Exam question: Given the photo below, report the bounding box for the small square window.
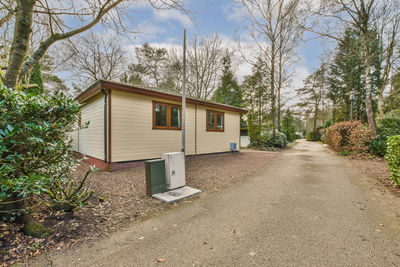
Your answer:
[206,110,224,132]
[153,102,182,130]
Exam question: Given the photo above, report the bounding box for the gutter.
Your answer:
[77,80,247,114]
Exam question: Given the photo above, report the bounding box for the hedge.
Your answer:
[325,121,371,153]
[385,135,400,186]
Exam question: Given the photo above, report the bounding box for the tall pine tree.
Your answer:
[327,27,382,123]
[281,109,297,142]
[212,53,243,108]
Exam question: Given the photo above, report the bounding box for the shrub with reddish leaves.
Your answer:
[325,121,371,153]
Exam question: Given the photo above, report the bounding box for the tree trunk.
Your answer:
[270,41,276,131]
[277,86,281,131]
[378,92,385,117]
[277,54,282,132]
[4,0,36,89]
[313,103,319,132]
[363,49,378,137]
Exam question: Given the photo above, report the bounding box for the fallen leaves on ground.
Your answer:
[1,151,277,266]
[351,157,400,197]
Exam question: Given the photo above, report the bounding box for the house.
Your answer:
[72,80,247,171]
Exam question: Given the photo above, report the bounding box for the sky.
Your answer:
[68,0,335,105]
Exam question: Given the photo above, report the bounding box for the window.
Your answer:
[206,110,224,132]
[153,102,181,130]
[170,106,181,128]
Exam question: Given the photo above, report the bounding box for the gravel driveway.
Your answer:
[1,151,277,266]
[32,140,400,266]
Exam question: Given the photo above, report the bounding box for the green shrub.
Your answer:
[306,131,321,141]
[377,109,400,137]
[369,136,387,156]
[263,131,288,148]
[324,120,333,128]
[385,135,400,186]
[249,131,288,150]
[0,84,92,220]
[325,121,371,153]
[306,132,313,141]
[248,123,263,147]
[371,109,400,156]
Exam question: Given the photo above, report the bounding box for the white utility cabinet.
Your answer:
[161,152,186,190]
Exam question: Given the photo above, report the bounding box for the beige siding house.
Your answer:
[73,80,246,171]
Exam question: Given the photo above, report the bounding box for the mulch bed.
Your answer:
[349,155,400,196]
[1,151,277,266]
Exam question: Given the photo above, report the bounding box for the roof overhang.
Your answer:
[76,80,248,114]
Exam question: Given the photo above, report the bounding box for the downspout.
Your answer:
[101,89,108,163]
[195,104,197,155]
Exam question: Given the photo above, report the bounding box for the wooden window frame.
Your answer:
[152,101,182,130]
[206,110,224,132]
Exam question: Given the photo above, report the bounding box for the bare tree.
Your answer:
[303,0,400,136]
[2,0,185,89]
[65,32,126,90]
[170,34,226,99]
[240,0,303,131]
[296,66,327,134]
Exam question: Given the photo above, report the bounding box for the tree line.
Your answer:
[2,0,400,142]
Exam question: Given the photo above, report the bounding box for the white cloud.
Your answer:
[224,2,247,22]
[153,9,193,28]
[126,21,167,43]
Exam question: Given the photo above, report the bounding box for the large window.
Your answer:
[153,102,181,130]
[206,110,224,132]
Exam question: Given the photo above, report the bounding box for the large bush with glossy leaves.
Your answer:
[0,85,90,219]
[370,109,400,156]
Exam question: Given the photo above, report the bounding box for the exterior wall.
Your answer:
[111,90,196,162]
[196,105,240,154]
[76,90,242,164]
[75,93,105,160]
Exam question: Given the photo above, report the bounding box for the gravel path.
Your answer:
[32,140,400,266]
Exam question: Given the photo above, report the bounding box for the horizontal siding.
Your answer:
[78,94,104,160]
[71,130,79,152]
[111,90,196,162]
[196,106,240,154]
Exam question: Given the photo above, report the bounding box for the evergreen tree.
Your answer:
[242,59,270,145]
[281,109,297,142]
[122,43,181,93]
[212,53,243,108]
[327,27,382,123]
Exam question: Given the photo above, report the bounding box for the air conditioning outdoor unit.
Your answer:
[161,152,186,190]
